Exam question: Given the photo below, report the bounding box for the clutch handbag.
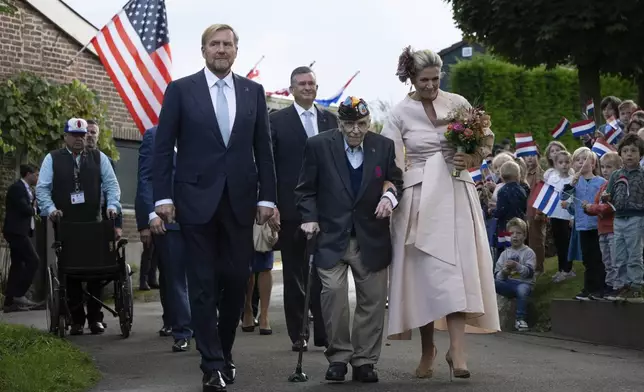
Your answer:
[253,222,278,252]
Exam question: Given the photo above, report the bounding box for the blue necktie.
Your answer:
[303,111,315,138]
[215,79,230,146]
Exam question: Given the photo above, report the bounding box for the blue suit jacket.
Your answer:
[152,70,277,226]
[135,126,179,231]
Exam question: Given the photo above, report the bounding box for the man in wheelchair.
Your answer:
[35,118,122,335]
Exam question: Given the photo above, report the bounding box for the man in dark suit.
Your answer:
[152,24,276,392]
[136,126,192,352]
[2,164,40,312]
[295,97,402,383]
[268,66,336,351]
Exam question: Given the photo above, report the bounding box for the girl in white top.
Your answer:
[544,150,576,280]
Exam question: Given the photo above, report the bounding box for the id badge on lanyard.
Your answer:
[71,153,85,205]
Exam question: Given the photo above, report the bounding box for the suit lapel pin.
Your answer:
[375,166,382,178]
[244,87,249,92]
[371,148,376,153]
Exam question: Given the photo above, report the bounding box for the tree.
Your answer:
[446,0,643,121]
[0,0,17,14]
[369,99,393,134]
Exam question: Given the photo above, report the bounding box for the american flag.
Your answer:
[90,0,172,134]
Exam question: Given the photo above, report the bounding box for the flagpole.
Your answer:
[309,61,316,68]
[66,40,94,67]
[246,55,265,77]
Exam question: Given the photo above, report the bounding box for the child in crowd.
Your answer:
[619,100,638,124]
[495,161,528,251]
[544,141,566,174]
[603,134,644,302]
[561,147,607,300]
[494,217,536,332]
[524,151,546,274]
[584,152,622,297]
[489,152,515,208]
[544,150,575,282]
[638,128,644,168]
[514,157,531,196]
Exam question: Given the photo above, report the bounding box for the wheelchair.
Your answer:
[45,219,134,338]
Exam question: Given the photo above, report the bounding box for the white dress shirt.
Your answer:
[21,178,35,229]
[294,102,319,136]
[154,69,275,212]
[343,140,398,209]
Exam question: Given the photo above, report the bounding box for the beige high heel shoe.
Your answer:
[415,345,438,378]
[445,351,471,381]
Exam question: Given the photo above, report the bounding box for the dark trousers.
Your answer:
[139,239,159,287]
[3,233,39,305]
[280,220,326,344]
[67,278,103,325]
[579,229,606,293]
[550,218,572,273]
[154,230,192,340]
[183,191,252,374]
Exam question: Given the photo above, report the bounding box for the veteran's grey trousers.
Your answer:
[317,238,388,366]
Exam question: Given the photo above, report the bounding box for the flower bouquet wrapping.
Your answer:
[444,106,491,177]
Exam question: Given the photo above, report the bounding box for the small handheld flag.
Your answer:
[603,119,623,144]
[586,100,595,118]
[514,133,538,157]
[592,138,615,158]
[468,167,482,182]
[497,232,511,248]
[551,118,570,139]
[530,181,560,216]
[571,119,596,138]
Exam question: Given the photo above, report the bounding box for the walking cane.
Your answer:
[287,232,318,382]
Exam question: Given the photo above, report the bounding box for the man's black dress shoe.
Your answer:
[292,340,308,352]
[221,360,236,384]
[159,326,172,337]
[172,338,190,352]
[202,370,226,392]
[352,364,379,383]
[325,362,348,382]
[89,322,105,335]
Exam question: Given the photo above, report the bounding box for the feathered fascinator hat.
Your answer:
[396,45,415,83]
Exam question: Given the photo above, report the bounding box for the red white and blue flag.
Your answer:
[604,119,623,144]
[586,100,595,117]
[514,133,538,157]
[497,232,511,248]
[468,167,482,182]
[571,119,596,137]
[530,181,560,216]
[90,0,172,134]
[592,138,615,158]
[551,117,570,139]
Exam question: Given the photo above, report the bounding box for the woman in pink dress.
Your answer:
[381,47,500,381]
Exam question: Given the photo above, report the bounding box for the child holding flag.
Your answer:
[495,161,528,252]
[583,152,622,297]
[561,147,607,300]
[494,218,536,332]
[603,134,644,302]
[544,150,575,282]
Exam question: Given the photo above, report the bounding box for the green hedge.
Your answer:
[449,55,637,152]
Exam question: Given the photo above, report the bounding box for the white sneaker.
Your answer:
[515,320,529,332]
[565,271,577,280]
[552,271,565,282]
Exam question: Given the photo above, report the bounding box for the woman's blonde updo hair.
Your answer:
[396,46,444,83]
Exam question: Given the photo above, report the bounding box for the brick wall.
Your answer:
[0,0,142,242]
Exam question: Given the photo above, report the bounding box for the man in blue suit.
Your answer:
[136,126,192,352]
[153,24,276,392]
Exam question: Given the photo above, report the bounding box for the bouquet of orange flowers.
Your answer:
[444,105,491,177]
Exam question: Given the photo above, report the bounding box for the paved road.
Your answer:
[3,270,644,392]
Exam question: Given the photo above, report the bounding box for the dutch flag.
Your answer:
[531,182,560,216]
[498,232,512,248]
[604,119,623,144]
[468,167,482,182]
[514,133,538,157]
[551,117,570,139]
[592,138,615,158]
[571,119,596,138]
[586,100,595,117]
[481,159,489,171]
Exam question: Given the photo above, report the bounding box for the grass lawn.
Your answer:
[0,323,101,392]
[531,256,585,331]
